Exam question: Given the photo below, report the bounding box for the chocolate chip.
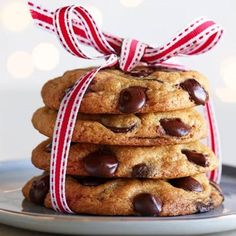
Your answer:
[182,149,209,167]
[128,67,156,77]
[104,123,136,133]
[144,78,164,83]
[132,163,149,178]
[118,86,147,113]
[75,176,108,186]
[29,174,49,205]
[83,150,119,177]
[196,202,214,213]
[180,79,209,105]
[84,80,97,93]
[128,66,183,78]
[133,193,162,216]
[160,118,191,137]
[210,181,224,198]
[65,85,73,94]
[170,177,203,192]
[44,143,52,153]
[85,87,95,94]
[155,66,184,72]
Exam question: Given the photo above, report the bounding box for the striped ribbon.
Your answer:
[28,2,223,213]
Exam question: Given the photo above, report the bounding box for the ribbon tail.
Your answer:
[205,100,222,184]
[50,54,118,213]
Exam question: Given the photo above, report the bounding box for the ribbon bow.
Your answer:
[29,2,223,71]
[28,2,223,213]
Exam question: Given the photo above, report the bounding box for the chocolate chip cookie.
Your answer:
[22,173,223,216]
[41,67,209,114]
[32,139,218,179]
[32,107,207,146]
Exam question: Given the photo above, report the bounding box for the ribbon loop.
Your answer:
[54,6,90,59]
[73,6,115,55]
[53,5,116,61]
[142,18,223,64]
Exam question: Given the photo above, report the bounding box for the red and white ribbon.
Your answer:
[205,101,222,183]
[28,1,223,213]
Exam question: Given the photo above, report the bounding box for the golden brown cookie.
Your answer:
[32,139,218,179]
[41,67,209,114]
[22,173,224,216]
[32,107,207,146]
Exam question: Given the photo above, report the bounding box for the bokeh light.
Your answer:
[32,43,60,71]
[7,51,34,79]
[120,0,144,8]
[84,5,103,27]
[0,2,31,32]
[220,56,236,89]
[215,88,236,103]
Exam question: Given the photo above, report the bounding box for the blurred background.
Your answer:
[0,0,235,167]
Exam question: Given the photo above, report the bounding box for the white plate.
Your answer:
[0,160,236,235]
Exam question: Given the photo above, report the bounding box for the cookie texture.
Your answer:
[32,107,207,146]
[41,67,209,114]
[22,173,223,216]
[32,139,218,179]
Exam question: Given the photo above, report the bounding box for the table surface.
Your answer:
[1,223,236,236]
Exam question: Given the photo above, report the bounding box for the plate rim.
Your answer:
[0,207,236,222]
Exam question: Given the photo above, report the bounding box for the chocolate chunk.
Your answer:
[129,67,156,77]
[210,181,224,198]
[85,81,96,93]
[133,193,162,216]
[160,118,191,137]
[196,202,214,213]
[104,123,136,133]
[155,66,184,72]
[65,85,73,94]
[170,177,203,192]
[118,86,147,113]
[75,176,108,186]
[127,66,183,77]
[180,79,209,105]
[144,78,164,83]
[83,150,118,177]
[85,87,95,94]
[132,163,149,178]
[29,174,50,205]
[181,149,209,167]
[44,143,52,153]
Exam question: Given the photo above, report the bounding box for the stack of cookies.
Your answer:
[22,66,224,216]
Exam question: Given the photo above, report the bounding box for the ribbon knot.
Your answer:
[119,38,147,71]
